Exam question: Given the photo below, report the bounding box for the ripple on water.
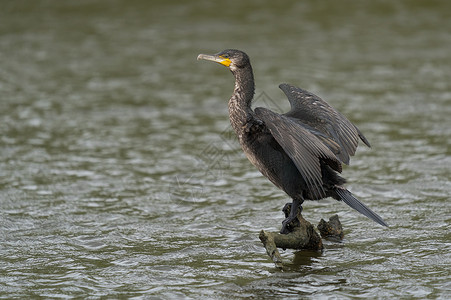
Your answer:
[1,1,450,299]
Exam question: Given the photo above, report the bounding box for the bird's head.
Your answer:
[197,49,250,71]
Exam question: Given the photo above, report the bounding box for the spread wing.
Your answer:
[254,107,341,199]
[279,83,370,165]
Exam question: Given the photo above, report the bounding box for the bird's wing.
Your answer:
[254,107,341,198]
[279,83,370,165]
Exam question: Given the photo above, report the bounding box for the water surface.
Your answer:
[0,0,450,298]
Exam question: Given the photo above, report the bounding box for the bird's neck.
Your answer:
[228,65,255,135]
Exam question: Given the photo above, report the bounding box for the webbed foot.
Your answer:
[280,215,300,234]
[280,202,303,234]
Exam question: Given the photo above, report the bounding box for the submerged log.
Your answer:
[317,214,344,242]
[259,207,324,268]
[259,207,344,268]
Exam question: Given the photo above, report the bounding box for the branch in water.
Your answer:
[318,214,344,242]
[259,213,324,269]
[259,212,344,268]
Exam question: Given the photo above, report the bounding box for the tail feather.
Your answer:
[335,188,388,227]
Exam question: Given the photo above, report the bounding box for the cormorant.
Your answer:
[197,49,387,233]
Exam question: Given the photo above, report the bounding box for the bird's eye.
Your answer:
[221,54,229,58]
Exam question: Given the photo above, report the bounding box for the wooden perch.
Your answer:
[259,207,324,268]
[259,207,344,268]
[317,214,344,241]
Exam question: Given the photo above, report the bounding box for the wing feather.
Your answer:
[255,107,341,198]
[279,83,370,165]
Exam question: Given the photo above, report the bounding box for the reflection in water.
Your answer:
[290,250,323,270]
[0,0,450,298]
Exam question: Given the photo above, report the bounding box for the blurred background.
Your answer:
[0,0,450,298]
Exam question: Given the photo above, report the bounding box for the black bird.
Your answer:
[197,49,387,233]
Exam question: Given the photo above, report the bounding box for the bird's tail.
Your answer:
[335,187,388,227]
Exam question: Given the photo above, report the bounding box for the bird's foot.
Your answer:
[280,215,300,234]
[280,202,303,234]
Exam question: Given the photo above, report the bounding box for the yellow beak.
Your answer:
[197,54,231,67]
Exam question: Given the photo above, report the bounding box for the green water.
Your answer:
[1,0,450,298]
